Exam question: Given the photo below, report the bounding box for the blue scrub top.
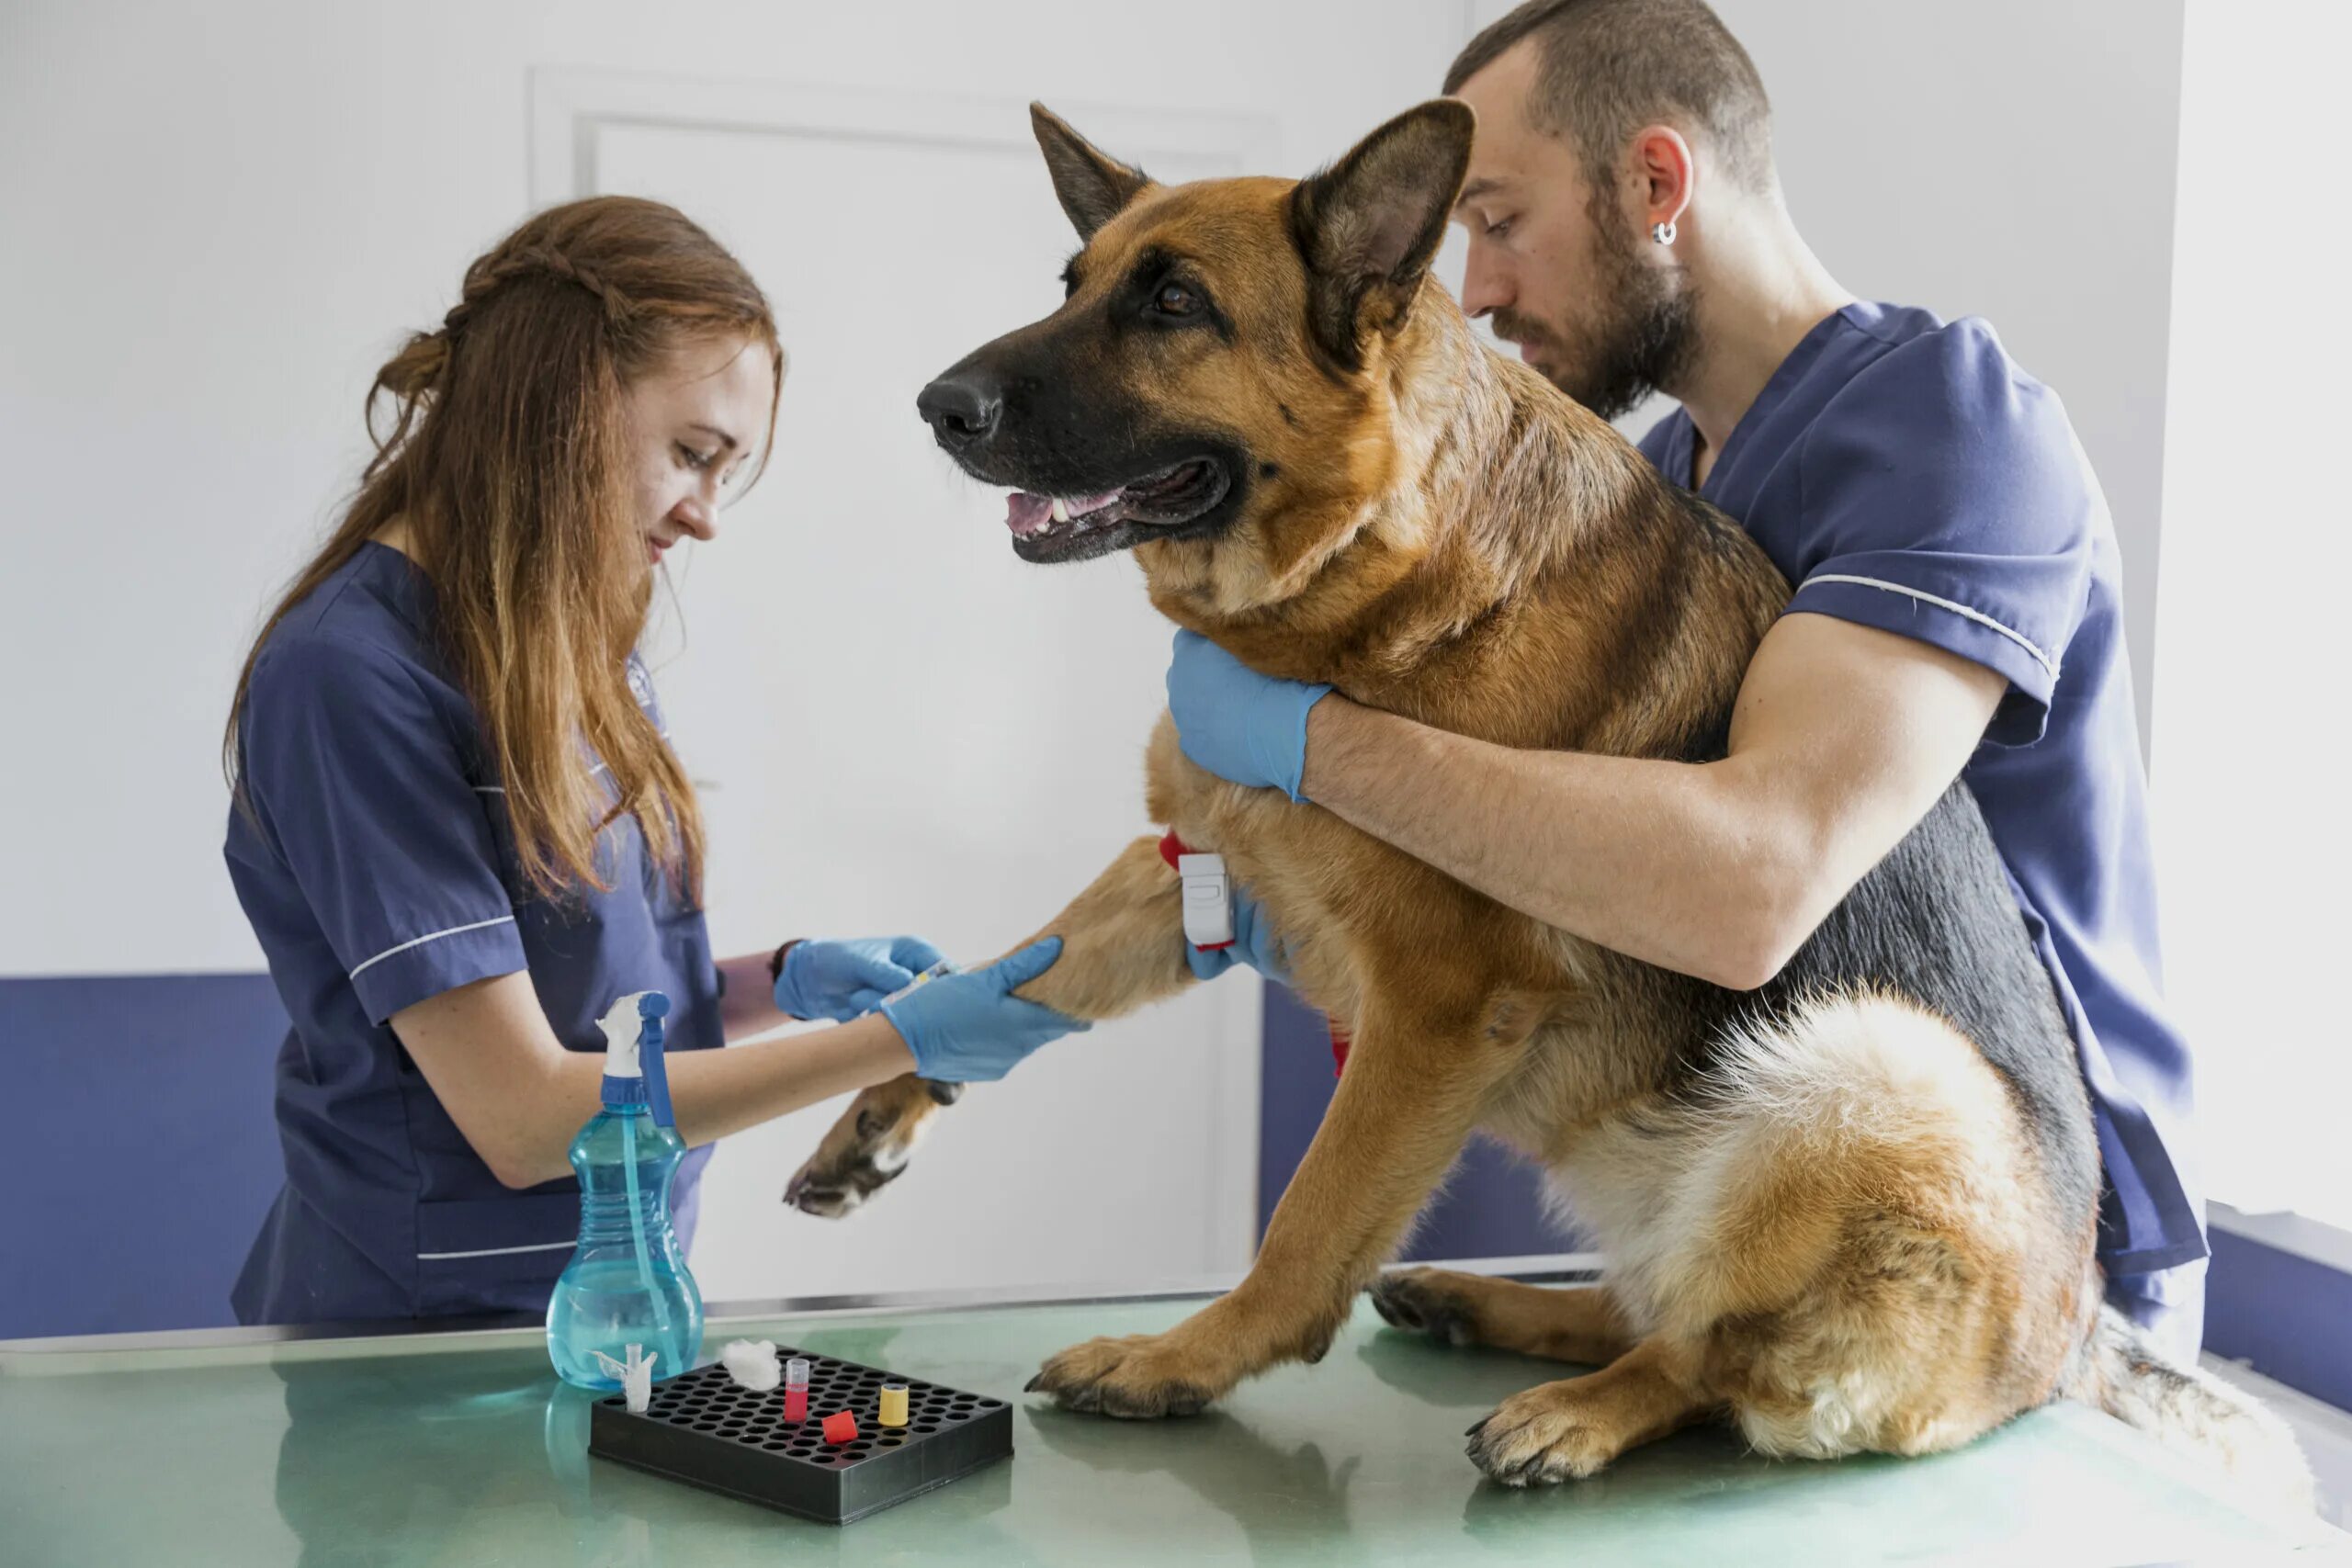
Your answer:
[1639,301,2203,1276]
[223,541,719,1323]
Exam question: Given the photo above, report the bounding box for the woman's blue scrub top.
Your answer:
[1639,302,2203,1277]
[223,542,719,1324]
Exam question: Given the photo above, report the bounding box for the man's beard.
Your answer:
[1496,216,1697,423]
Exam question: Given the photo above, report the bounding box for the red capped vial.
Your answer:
[784,1357,810,1423]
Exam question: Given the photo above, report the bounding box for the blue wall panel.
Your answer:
[2206,1224,2352,1412]
[4,974,286,1337]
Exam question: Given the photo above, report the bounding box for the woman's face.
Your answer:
[623,334,777,569]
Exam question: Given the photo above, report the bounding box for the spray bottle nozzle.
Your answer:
[595,989,677,1128]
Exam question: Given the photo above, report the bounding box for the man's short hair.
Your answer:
[1443,0,1775,194]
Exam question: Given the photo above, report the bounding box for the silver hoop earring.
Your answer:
[1652,220,1678,246]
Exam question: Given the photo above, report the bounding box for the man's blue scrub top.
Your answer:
[1639,301,2202,1276]
[224,542,720,1323]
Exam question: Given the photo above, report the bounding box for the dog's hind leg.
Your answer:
[786,832,1194,1218]
[1465,1337,1716,1485]
[1369,1268,1634,1366]
[1028,974,1543,1416]
[1537,991,2094,1475]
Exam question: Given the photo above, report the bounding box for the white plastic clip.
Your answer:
[1178,852,1234,950]
[593,1344,660,1413]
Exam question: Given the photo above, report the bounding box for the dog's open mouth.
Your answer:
[1001,458,1229,549]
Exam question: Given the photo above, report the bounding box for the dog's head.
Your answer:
[917,102,1475,583]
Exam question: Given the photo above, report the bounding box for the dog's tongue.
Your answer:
[1005,493,1055,536]
[1004,489,1125,536]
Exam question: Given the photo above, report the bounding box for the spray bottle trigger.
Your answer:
[637,993,675,1129]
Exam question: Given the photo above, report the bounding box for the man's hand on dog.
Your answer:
[1166,629,1330,802]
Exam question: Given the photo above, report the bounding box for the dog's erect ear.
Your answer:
[1031,104,1151,241]
[1291,100,1476,368]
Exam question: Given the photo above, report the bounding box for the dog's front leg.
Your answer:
[786,833,1193,1216]
[1028,976,1538,1416]
[1002,831,1194,1021]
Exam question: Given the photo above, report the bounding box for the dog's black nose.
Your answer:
[917,370,1003,446]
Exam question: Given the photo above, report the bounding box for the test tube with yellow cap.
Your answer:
[879,1382,910,1428]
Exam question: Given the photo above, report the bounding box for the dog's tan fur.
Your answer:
[787,104,2309,1500]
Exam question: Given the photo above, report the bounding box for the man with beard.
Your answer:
[1164,0,2207,1358]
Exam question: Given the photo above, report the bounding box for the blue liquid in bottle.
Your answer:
[548,991,703,1389]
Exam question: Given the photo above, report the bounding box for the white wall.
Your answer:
[2151,0,2352,1229]
[0,0,1483,1303]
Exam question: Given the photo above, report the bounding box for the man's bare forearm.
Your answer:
[1299,696,1810,987]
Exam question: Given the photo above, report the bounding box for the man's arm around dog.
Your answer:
[1170,610,2003,991]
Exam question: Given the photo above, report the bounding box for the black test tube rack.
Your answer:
[588,1349,1014,1525]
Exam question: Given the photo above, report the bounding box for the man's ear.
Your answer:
[1290,99,1476,368]
[1031,103,1152,241]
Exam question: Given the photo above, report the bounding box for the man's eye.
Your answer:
[1155,282,1199,317]
[1487,216,1516,241]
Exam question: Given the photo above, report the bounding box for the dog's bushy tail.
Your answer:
[2064,1304,2314,1515]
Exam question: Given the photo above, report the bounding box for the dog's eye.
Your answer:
[1154,282,1200,317]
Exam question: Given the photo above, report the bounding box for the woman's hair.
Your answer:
[227,196,782,904]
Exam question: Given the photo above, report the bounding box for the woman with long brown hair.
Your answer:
[222,197,1080,1325]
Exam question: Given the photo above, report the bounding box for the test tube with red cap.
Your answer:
[784,1357,810,1423]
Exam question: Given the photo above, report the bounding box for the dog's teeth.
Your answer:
[1050,498,1070,524]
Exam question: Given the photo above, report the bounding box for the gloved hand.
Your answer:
[1166,628,1332,802]
[774,935,949,1022]
[1185,887,1294,987]
[879,938,1090,1083]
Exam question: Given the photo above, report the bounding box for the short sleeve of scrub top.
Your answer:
[240,634,527,1023]
[1781,320,2097,747]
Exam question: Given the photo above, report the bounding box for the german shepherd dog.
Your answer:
[787,101,2308,1499]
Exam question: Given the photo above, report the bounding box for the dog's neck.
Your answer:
[1146,293,1658,701]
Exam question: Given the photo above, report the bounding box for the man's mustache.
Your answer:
[1488,309,1552,350]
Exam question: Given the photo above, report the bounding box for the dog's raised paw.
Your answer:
[781,1076,945,1219]
[781,1145,906,1218]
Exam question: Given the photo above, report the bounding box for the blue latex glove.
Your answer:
[1166,629,1332,802]
[879,938,1091,1083]
[774,935,949,1022]
[1185,887,1294,987]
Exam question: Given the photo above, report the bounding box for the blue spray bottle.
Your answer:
[547,990,705,1391]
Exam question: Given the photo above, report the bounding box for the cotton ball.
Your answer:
[722,1338,782,1392]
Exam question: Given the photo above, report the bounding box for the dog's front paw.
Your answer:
[1464,1383,1625,1486]
[783,1076,959,1218]
[1024,1333,1227,1420]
